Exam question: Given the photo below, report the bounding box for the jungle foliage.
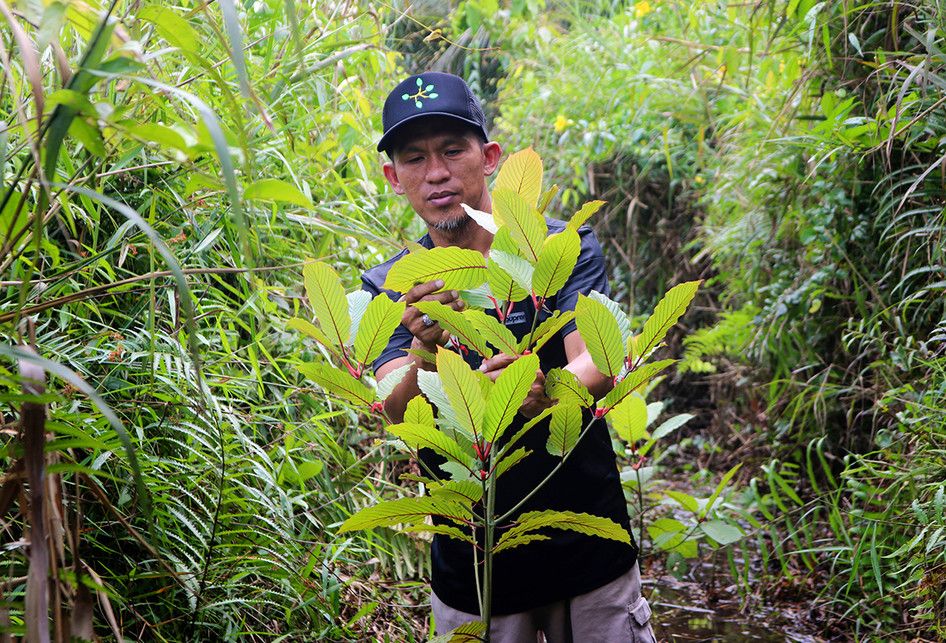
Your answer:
[1,0,944,641]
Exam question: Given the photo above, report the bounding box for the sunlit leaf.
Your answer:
[499,510,630,547]
[429,479,483,504]
[347,290,372,346]
[494,147,543,207]
[482,353,539,443]
[589,291,633,346]
[376,363,412,401]
[602,360,675,409]
[608,393,649,443]
[298,362,373,407]
[636,281,701,358]
[666,490,700,513]
[404,396,435,426]
[567,200,605,230]
[651,413,694,440]
[338,496,471,533]
[244,178,313,207]
[489,250,534,294]
[537,184,559,215]
[495,446,530,478]
[287,317,335,352]
[138,6,200,53]
[417,370,469,439]
[492,188,546,262]
[545,368,593,407]
[384,246,488,293]
[303,262,350,348]
[492,532,551,554]
[532,228,581,301]
[701,463,742,519]
[464,308,519,355]
[700,520,743,545]
[401,523,475,544]
[575,295,624,378]
[427,620,487,643]
[546,402,582,457]
[460,202,498,233]
[522,310,575,353]
[413,301,493,358]
[386,423,471,466]
[437,348,486,439]
[354,295,405,365]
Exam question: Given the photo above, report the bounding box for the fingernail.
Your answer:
[435,280,444,288]
[451,290,459,298]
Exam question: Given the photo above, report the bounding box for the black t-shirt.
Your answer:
[361,219,637,615]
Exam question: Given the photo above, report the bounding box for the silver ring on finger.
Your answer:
[421,313,435,328]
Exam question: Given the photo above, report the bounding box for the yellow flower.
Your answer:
[694,175,705,185]
[554,114,570,133]
[634,1,651,18]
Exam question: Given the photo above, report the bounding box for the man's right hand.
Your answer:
[401,279,466,350]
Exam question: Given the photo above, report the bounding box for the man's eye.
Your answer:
[406,156,423,163]
[445,149,462,156]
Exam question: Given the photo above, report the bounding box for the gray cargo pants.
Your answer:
[431,562,657,642]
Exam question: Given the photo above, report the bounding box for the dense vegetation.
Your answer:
[1,0,943,640]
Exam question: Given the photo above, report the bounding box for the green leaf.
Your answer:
[437,348,486,439]
[492,533,551,555]
[494,147,543,207]
[404,396,435,426]
[138,6,200,54]
[417,370,469,439]
[376,363,412,401]
[386,423,471,466]
[354,295,405,365]
[244,178,313,208]
[567,200,605,230]
[401,523,474,544]
[298,362,373,407]
[500,407,553,457]
[413,301,493,358]
[651,413,694,440]
[427,621,487,643]
[495,447,530,478]
[492,188,546,262]
[347,290,372,345]
[523,310,575,353]
[486,250,535,294]
[303,262,350,348]
[546,402,582,457]
[545,368,593,407]
[575,295,625,379]
[700,520,743,545]
[464,309,519,355]
[636,281,700,358]
[701,463,742,519]
[648,517,693,554]
[338,496,470,533]
[384,247,488,293]
[666,490,700,513]
[127,122,189,153]
[589,291,633,346]
[284,460,323,484]
[460,202,498,233]
[429,479,483,504]
[482,353,539,443]
[602,360,675,409]
[532,228,581,301]
[537,184,559,215]
[608,393,649,443]
[459,285,495,310]
[499,510,630,547]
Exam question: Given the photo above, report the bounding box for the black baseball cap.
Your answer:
[377,72,489,154]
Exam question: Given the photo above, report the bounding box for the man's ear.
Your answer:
[483,141,503,176]
[382,162,405,195]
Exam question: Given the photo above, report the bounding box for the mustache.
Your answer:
[431,213,471,232]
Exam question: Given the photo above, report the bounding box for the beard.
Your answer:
[430,212,471,233]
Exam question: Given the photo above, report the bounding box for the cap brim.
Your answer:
[377,112,489,153]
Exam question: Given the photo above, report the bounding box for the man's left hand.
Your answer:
[479,353,552,418]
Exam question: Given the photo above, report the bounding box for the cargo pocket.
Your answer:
[627,595,657,642]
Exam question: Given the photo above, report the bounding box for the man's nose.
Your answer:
[425,155,450,183]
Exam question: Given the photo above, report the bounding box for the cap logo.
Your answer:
[401,77,439,109]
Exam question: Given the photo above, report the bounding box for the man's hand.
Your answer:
[479,353,551,418]
[401,279,466,351]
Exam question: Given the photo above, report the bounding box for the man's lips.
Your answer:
[427,191,458,207]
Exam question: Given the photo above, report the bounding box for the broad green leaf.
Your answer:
[384,246,488,293]
[413,301,493,358]
[608,393,649,443]
[427,621,487,643]
[298,362,373,407]
[376,363,412,401]
[532,228,581,301]
[492,188,546,262]
[402,523,475,544]
[575,295,624,378]
[602,360,675,409]
[244,178,313,207]
[589,291,633,346]
[487,256,529,304]
[546,402,582,457]
[464,309,519,355]
[648,517,692,554]
[701,463,742,519]
[127,123,189,153]
[460,202,498,233]
[636,281,701,357]
[700,520,743,545]
[492,533,551,555]
[651,413,694,440]
[522,310,575,353]
[494,147,543,207]
[459,285,495,310]
[303,262,350,348]
[500,510,630,546]
[387,423,471,465]
[537,184,559,215]
[545,368,593,407]
[437,348,486,439]
[417,370,469,439]
[347,290,372,346]
[568,200,605,230]
[666,490,700,513]
[482,353,539,443]
[287,317,335,351]
[490,249,534,294]
[500,407,553,457]
[404,396,435,426]
[495,447,530,478]
[354,295,405,365]
[338,496,470,533]
[429,479,483,504]
[138,6,200,53]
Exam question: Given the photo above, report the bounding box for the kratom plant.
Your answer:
[290,149,701,641]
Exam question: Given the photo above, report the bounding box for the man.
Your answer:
[361,72,656,642]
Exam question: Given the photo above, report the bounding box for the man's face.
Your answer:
[383,118,502,233]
